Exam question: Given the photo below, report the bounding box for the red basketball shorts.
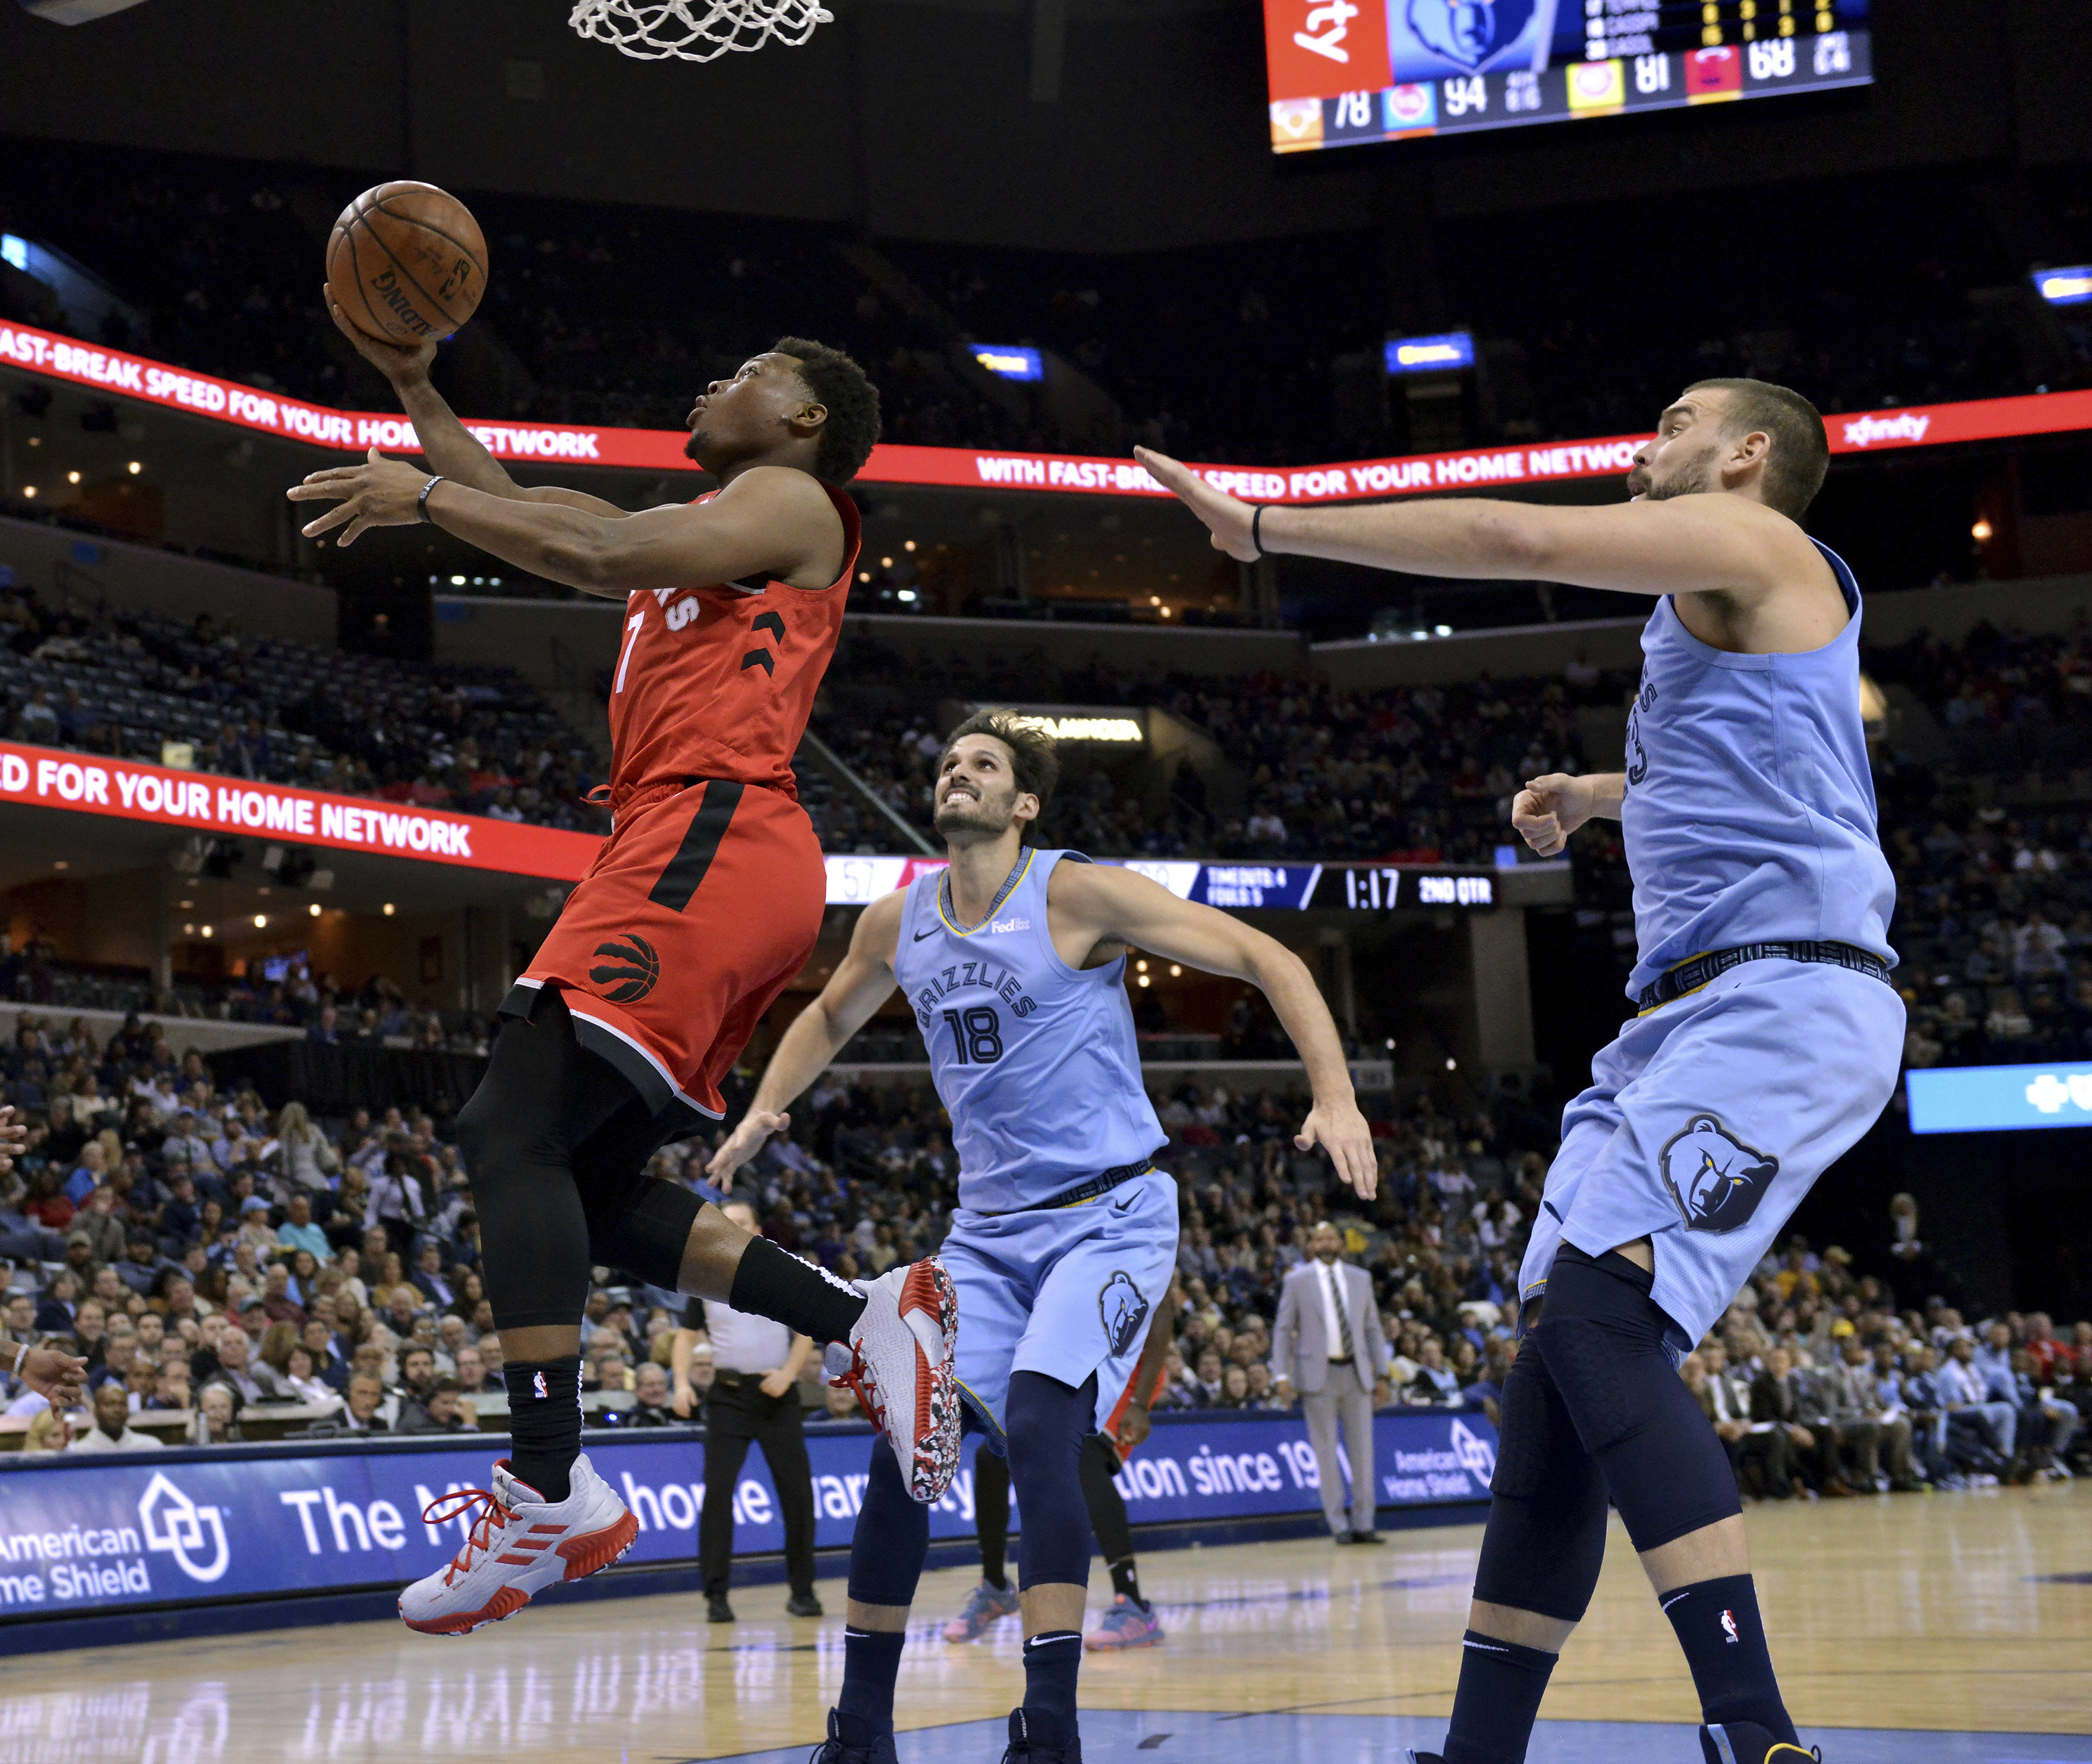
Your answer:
[507,779,824,1120]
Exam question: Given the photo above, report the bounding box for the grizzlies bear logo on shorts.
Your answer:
[1659,1114,1780,1233]
[1098,1271,1149,1357]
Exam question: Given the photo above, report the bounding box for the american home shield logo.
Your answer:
[139,1471,230,1582]
[1405,0,1537,70]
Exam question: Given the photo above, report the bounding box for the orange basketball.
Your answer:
[326,181,488,346]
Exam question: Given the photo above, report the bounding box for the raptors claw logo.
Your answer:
[1659,1114,1780,1233]
[590,932,661,1003]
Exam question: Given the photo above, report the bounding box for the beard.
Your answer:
[681,426,707,464]
[1632,458,1716,502]
[933,788,1015,840]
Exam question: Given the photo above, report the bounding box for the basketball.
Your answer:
[325,181,488,346]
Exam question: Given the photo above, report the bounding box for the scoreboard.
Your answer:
[1265,1,1871,155]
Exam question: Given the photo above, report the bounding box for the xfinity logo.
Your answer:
[139,1473,230,1583]
[1841,411,1931,448]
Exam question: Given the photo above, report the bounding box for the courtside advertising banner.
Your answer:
[0,739,599,882]
[0,1410,1493,1625]
[3,318,2089,506]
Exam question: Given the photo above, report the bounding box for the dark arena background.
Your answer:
[0,1,2089,1758]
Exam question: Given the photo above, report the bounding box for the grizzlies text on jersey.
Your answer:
[893,849,1165,1215]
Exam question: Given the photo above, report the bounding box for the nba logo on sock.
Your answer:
[533,1371,548,1400]
[1720,1609,1740,1644]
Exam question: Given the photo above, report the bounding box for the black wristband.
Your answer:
[417,475,446,523]
[1251,503,1267,558]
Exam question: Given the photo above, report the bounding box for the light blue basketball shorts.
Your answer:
[940,1165,1180,1450]
[1518,958,1905,1352]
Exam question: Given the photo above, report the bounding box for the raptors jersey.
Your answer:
[604,479,861,805]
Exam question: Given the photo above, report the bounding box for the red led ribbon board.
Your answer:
[0,741,599,882]
[3,320,2089,506]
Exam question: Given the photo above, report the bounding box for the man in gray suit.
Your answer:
[1273,1220,1391,1543]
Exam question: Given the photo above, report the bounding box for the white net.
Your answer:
[568,0,832,61]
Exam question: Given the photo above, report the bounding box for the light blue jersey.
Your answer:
[1521,539,1906,1348]
[893,847,1165,1215]
[1619,538,1895,998]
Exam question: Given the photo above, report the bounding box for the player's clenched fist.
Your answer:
[1512,772,1599,857]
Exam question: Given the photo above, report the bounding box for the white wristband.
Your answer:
[9,1339,25,1377]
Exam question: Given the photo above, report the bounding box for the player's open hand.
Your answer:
[20,1344,88,1410]
[1133,447,1260,562]
[325,287,438,384]
[1295,1097,1378,1200]
[0,1106,26,1175]
[706,1109,788,1183]
[1512,772,1596,857]
[287,448,434,546]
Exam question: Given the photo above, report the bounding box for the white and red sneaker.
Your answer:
[398,1453,638,1635]
[825,1258,960,1503]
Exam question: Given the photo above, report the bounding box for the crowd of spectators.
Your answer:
[0,576,610,834]
[814,635,1619,863]
[3,141,2082,472]
[1867,615,2092,1067]
[3,1005,2086,1512]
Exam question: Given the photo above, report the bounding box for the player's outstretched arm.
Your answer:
[289,456,840,599]
[706,892,905,1184]
[1511,771,1624,857]
[324,291,626,517]
[1134,446,1798,601]
[1053,865,1377,1199]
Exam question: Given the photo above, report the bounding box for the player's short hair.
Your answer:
[1682,378,1829,518]
[772,336,881,482]
[941,709,1060,847]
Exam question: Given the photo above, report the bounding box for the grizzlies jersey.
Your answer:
[1619,539,1895,998]
[892,849,1165,1214]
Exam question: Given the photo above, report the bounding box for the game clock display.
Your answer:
[1265,1,1871,154]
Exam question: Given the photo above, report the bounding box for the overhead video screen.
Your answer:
[1264,1,1872,155]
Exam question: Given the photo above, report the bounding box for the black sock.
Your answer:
[837,1626,906,1743]
[1021,1630,1082,1738]
[728,1233,867,1344]
[1442,1630,1557,1764]
[1109,1557,1145,1609]
[502,1357,582,1504]
[1660,1575,1796,1745]
[984,1561,1010,1592]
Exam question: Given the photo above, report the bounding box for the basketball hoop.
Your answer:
[568,0,832,61]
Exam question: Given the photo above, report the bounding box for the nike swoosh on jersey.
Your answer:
[913,926,941,941]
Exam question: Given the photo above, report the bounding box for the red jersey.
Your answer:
[604,480,860,806]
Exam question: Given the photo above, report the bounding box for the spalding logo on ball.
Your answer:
[327,182,489,346]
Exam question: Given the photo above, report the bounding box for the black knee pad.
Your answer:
[588,1176,701,1291]
[1005,1371,1096,1589]
[1530,1248,1741,1553]
[1472,1337,1609,1623]
[1489,1344,1554,1501]
[848,1437,929,1608]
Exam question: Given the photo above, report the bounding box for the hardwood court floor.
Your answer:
[6,1481,2087,1763]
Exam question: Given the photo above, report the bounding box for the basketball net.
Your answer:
[568,0,832,61]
